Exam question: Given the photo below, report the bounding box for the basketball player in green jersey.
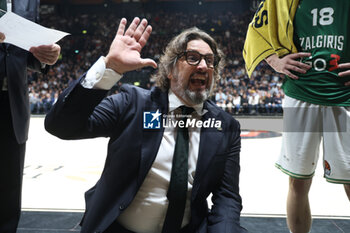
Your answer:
[247,0,350,232]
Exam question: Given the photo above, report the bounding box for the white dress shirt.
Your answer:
[83,57,205,233]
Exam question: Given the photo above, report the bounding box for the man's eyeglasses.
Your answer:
[177,50,217,69]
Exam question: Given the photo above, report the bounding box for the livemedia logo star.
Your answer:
[143,110,162,129]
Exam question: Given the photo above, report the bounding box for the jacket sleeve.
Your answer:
[243,0,299,78]
[207,121,247,233]
[44,76,131,140]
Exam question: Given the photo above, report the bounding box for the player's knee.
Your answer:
[289,177,312,195]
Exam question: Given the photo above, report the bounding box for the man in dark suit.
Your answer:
[0,0,60,232]
[45,17,246,233]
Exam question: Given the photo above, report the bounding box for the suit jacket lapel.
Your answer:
[138,87,168,186]
[138,94,224,200]
[192,101,224,200]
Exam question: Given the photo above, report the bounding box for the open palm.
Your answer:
[105,17,157,74]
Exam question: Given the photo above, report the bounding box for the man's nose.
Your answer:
[197,58,208,69]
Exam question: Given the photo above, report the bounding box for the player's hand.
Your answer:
[29,44,61,65]
[0,32,5,43]
[337,63,350,86]
[265,53,311,79]
[104,17,157,74]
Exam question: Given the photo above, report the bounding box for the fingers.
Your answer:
[288,59,311,74]
[0,32,5,43]
[133,19,148,42]
[106,17,154,74]
[116,18,127,36]
[282,53,312,79]
[117,17,150,46]
[30,44,61,65]
[338,63,350,70]
[338,63,350,86]
[140,58,157,69]
[338,63,350,77]
[286,53,312,72]
[288,52,312,59]
[282,66,300,80]
[290,59,312,71]
[124,17,140,37]
[339,70,350,77]
[138,25,152,48]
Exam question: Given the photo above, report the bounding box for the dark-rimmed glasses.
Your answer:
[177,50,217,69]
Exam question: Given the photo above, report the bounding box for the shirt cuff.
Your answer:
[81,56,122,90]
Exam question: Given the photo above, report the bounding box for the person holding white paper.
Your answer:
[0,0,60,232]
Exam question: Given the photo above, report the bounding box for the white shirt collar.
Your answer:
[168,90,207,116]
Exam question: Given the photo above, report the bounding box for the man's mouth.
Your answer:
[189,74,208,89]
[190,77,206,85]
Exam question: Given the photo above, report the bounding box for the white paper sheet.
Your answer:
[0,11,69,51]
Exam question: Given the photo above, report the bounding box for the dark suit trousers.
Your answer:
[104,220,191,233]
[0,91,26,233]
[103,221,136,233]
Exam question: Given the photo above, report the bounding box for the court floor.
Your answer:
[22,117,350,228]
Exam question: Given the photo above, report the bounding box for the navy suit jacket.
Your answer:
[0,0,43,144]
[45,79,247,233]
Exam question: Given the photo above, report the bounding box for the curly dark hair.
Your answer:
[153,27,225,91]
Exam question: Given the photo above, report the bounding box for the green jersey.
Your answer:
[282,0,350,106]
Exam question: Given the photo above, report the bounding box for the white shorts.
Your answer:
[276,96,350,184]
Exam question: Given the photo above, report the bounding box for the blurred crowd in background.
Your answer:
[28,4,284,115]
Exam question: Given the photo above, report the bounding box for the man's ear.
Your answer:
[167,72,173,80]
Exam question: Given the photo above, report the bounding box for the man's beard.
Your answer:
[184,81,213,105]
[174,71,214,105]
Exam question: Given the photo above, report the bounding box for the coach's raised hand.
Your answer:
[105,17,157,74]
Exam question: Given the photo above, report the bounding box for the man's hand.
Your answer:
[29,44,61,65]
[0,32,5,43]
[337,63,350,86]
[265,53,311,79]
[104,17,157,74]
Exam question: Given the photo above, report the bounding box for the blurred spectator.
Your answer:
[263,92,274,114]
[248,91,260,115]
[29,6,283,116]
[232,91,241,114]
[240,93,249,114]
[215,87,227,104]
